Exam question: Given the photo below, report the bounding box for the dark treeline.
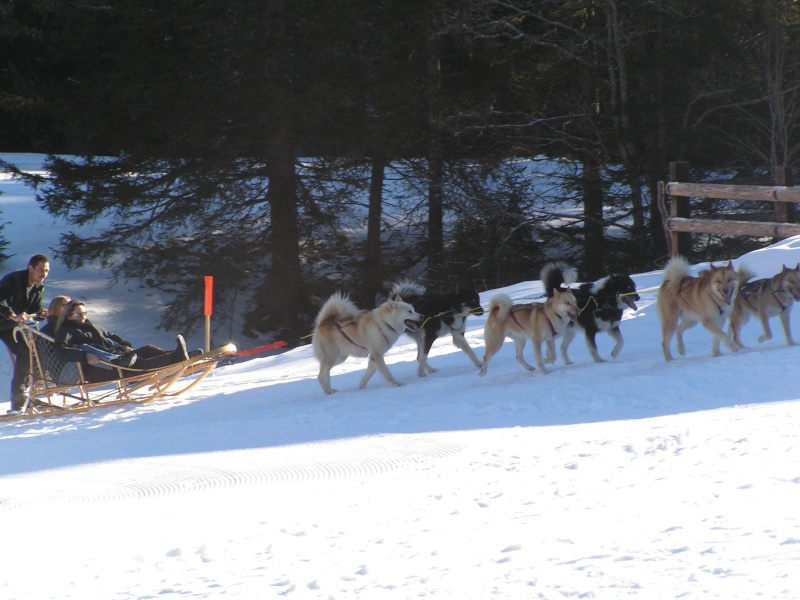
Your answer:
[1,0,800,343]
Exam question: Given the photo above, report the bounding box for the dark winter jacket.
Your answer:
[53,318,132,364]
[0,269,45,331]
[38,316,59,338]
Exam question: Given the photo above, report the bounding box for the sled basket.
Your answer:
[2,324,236,421]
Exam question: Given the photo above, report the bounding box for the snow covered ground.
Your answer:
[1,155,799,599]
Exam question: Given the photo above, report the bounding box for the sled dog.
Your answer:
[729,263,800,348]
[657,256,739,361]
[312,292,423,394]
[543,265,640,364]
[388,279,485,377]
[479,263,578,376]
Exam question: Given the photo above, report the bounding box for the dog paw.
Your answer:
[758,335,772,343]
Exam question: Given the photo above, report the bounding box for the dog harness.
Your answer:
[773,290,790,312]
[739,280,791,313]
[678,277,726,315]
[509,306,527,330]
[333,321,366,350]
[509,304,557,336]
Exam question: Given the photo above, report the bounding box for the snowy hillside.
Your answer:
[1,155,799,599]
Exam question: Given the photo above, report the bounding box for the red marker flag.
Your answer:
[204,276,213,316]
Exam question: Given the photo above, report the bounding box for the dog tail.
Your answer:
[315,291,361,326]
[661,255,691,294]
[488,293,513,318]
[389,278,425,301]
[736,264,756,287]
[540,261,578,298]
[487,293,514,322]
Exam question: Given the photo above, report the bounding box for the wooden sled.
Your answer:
[1,324,236,421]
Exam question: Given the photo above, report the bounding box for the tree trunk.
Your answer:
[363,152,387,304]
[582,155,605,279]
[265,120,308,333]
[426,16,444,281]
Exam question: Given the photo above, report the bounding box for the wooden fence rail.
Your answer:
[658,161,800,257]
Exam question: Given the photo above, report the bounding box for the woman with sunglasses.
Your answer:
[53,299,192,383]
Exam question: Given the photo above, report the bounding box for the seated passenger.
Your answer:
[53,299,190,384]
[32,295,76,384]
[39,295,71,337]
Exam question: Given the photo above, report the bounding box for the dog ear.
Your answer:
[393,294,404,303]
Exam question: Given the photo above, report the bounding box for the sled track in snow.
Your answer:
[0,435,462,509]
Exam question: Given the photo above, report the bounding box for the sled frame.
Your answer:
[2,324,236,420]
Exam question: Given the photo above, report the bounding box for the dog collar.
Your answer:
[772,289,789,312]
[544,312,557,336]
[679,279,726,315]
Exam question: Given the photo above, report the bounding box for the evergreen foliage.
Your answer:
[2,0,800,338]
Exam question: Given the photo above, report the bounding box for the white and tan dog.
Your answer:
[312,292,423,394]
[479,263,578,376]
[657,256,739,361]
[729,263,800,348]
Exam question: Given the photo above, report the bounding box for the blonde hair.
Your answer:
[55,299,86,334]
[47,295,71,318]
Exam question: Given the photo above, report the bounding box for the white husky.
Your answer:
[312,292,423,394]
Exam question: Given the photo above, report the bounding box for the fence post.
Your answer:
[774,166,795,226]
[669,161,692,257]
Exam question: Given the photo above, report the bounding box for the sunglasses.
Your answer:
[71,310,87,318]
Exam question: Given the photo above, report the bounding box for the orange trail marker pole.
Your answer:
[204,276,213,352]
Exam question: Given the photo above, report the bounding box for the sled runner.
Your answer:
[1,324,236,421]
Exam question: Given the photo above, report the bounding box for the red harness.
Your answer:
[510,304,557,336]
[334,321,366,350]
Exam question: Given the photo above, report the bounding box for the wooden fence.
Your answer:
[658,161,800,257]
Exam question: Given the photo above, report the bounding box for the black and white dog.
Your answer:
[544,264,640,364]
[389,279,485,377]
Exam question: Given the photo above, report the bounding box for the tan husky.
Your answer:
[479,288,578,376]
[312,292,423,394]
[729,263,800,348]
[657,256,739,361]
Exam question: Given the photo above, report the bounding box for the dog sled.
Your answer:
[1,324,236,421]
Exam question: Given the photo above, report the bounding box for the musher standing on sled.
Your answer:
[0,254,50,414]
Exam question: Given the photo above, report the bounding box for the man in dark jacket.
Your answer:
[0,254,50,413]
